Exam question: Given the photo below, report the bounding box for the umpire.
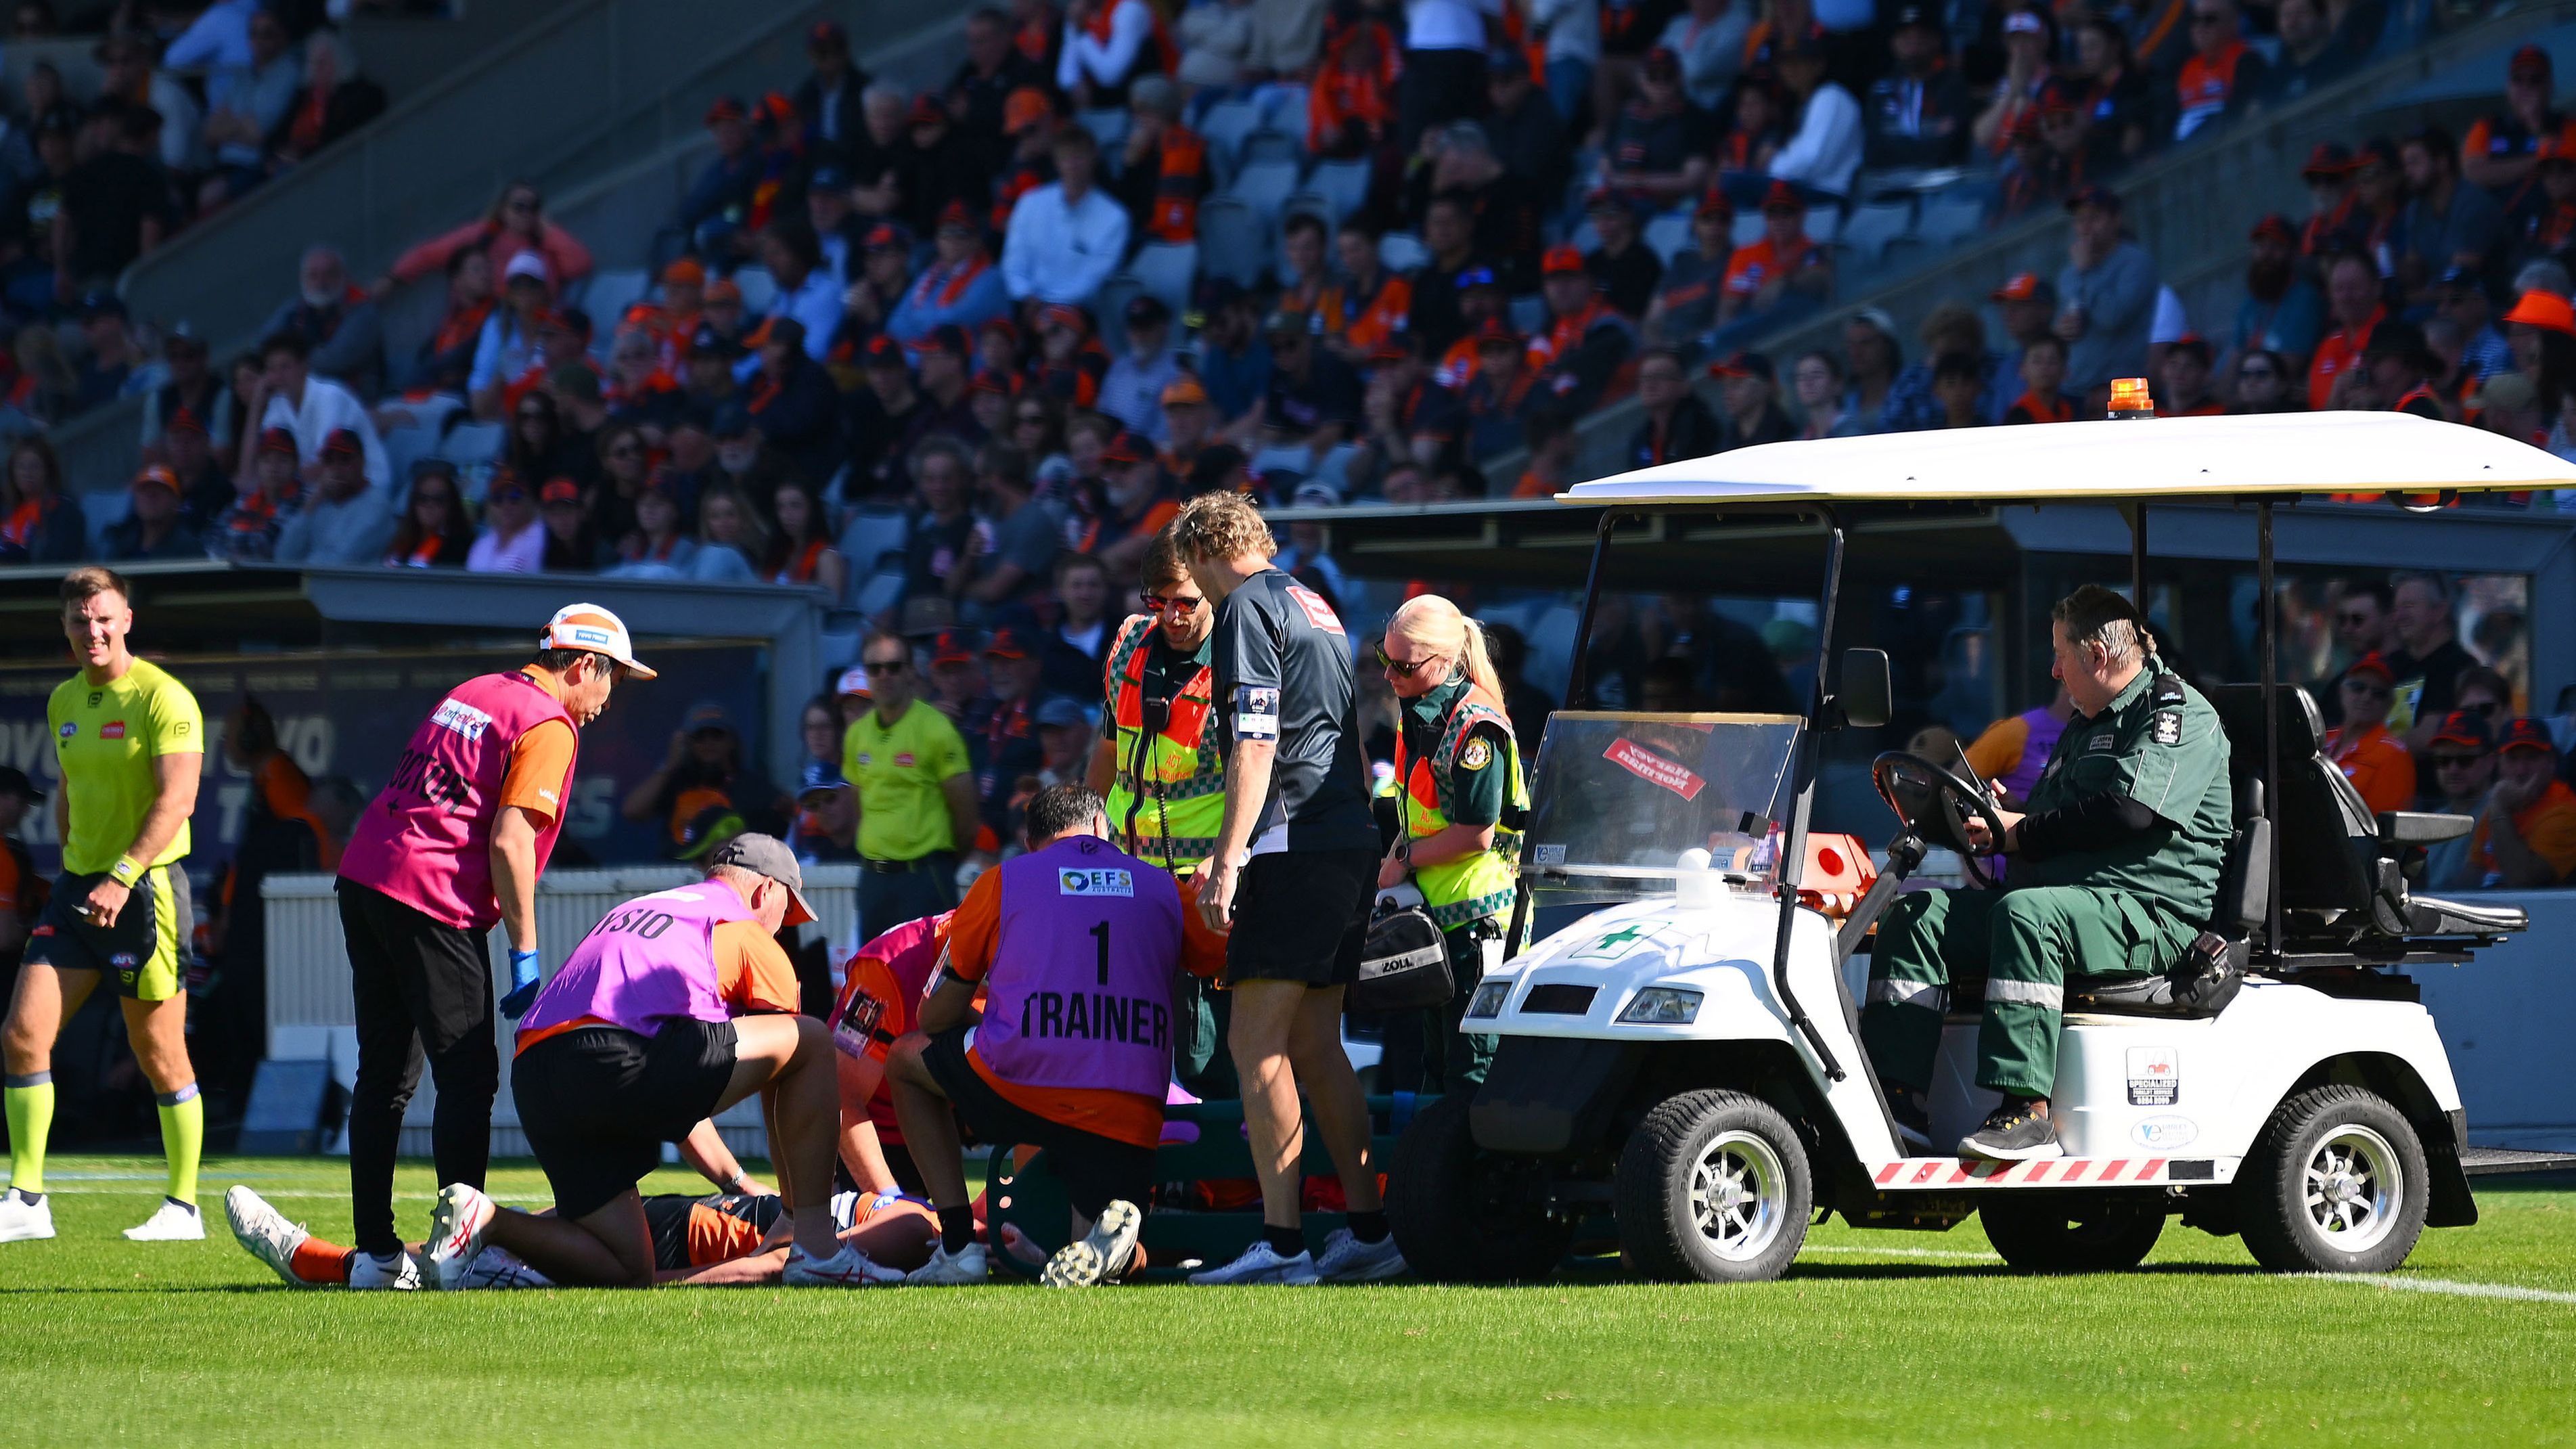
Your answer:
[333,604,654,1287]
[1860,586,2232,1163]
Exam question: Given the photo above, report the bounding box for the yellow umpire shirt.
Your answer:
[48,657,202,874]
[842,698,970,863]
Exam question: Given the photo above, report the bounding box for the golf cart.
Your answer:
[1385,411,2576,1283]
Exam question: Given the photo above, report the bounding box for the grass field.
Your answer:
[2,1155,2571,1447]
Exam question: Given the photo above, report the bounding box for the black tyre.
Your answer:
[1980,1192,2166,1272]
[1384,1092,1574,1283]
[1614,1090,1812,1283]
[2236,1084,2429,1274]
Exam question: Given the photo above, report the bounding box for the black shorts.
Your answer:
[25,866,190,1001]
[1223,848,1372,988]
[922,1027,1155,1222]
[512,1020,739,1220]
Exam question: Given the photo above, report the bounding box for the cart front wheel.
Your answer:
[1615,1090,1812,1283]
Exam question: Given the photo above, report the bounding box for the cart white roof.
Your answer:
[1562,412,2576,506]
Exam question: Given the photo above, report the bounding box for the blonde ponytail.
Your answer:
[1389,594,1500,698]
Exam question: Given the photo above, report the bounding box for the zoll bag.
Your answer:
[1353,880,1453,1014]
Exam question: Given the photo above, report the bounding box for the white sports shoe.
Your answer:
[346,1250,420,1291]
[1313,1228,1407,1283]
[1186,1239,1319,1286]
[224,1186,310,1285]
[124,1198,204,1241]
[905,1241,990,1286]
[0,1190,54,1244]
[458,1246,555,1290]
[782,1242,904,1287]
[422,1183,497,1291]
[1040,1199,1142,1288]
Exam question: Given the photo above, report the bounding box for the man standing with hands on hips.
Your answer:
[1171,492,1403,1285]
[2,568,207,1245]
[332,604,655,1288]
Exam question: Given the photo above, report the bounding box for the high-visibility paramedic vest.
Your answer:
[1395,684,1529,931]
[1103,615,1225,871]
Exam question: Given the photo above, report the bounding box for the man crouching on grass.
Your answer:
[415,834,901,1289]
[888,784,1216,1288]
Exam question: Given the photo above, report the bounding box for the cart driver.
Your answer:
[1860,585,2233,1161]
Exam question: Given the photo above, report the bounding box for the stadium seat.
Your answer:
[1379,231,1430,272]
[1130,242,1200,317]
[438,421,505,466]
[1228,157,1301,222]
[1305,158,1371,223]
[1837,201,1915,271]
[1079,107,1130,156]
[583,267,650,341]
[838,504,910,617]
[1197,198,1267,286]
[1644,213,1692,264]
[1240,129,1300,171]
[1093,273,1143,352]
[1914,196,1987,250]
[1732,213,1765,247]
[1803,205,1840,244]
[731,265,778,314]
[1198,99,1263,183]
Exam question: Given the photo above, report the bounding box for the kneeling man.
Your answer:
[890,784,1215,1287]
[420,834,899,1288]
[1861,586,2232,1161]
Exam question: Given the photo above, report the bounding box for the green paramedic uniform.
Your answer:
[1394,671,1529,1096]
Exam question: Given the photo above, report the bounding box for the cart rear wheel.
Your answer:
[2238,1084,2428,1274]
[1979,1192,2166,1272]
[1385,1092,1573,1283]
[1614,1090,1811,1283]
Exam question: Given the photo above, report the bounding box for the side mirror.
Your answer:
[1835,648,1891,730]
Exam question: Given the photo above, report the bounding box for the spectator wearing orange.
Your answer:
[2001,333,2077,422]
[1711,351,1793,447]
[1964,684,2073,806]
[404,246,496,397]
[991,87,1061,230]
[1110,76,1207,248]
[1328,219,1412,364]
[2468,718,2576,887]
[1158,375,1217,479]
[2308,252,2387,409]
[2462,44,2576,194]
[2172,0,2265,141]
[1429,265,1510,391]
[1057,0,1172,110]
[2156,335,2225,416]
[888,202,1010,347]
[1514,407,1579,498]
[2324,652,2416,815]
[2297,143,2366,261]
[1464,319,1540,461]
[1989,271,2056,418]
[2502,288,2576,416]
[1529,244,1637,414]
[2419,711,2495,889]
[385,180,592,299]
[1713,181,1832,345]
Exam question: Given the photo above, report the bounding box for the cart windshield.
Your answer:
[1520,712,1804,900]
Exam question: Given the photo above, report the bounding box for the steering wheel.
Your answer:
[1870,751,2008,890]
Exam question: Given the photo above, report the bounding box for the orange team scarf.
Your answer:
[908,256,991,313]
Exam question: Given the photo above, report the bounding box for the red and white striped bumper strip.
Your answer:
[1872,1157,2186,1188]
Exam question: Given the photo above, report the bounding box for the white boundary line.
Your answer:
[1799,1244,2000,1261]
[2302,1273,2576,1306]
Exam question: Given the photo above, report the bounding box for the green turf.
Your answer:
[1,1155,2571,1447]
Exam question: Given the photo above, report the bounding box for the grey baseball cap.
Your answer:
[708,832,816,926]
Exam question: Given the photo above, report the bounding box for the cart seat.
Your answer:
[2204,684,2527,952]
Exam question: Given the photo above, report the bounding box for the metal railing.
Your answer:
[1536,0,2576,485]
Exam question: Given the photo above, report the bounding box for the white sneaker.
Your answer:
[905,1241,990,1286]
[1040,1199,1142,1288]
[124,1198,204,1241]
[0,1190,53,1244]
[1186,1239,1319,1285]
[421,1183,496,1291]
[1313,1228,1407,1283]
[346,1250,420,1291]
[224,1186,311,1285]
[458,1246,554,1290]
[782,1242,904,1287]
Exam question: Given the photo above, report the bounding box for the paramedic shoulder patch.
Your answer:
[2152,709,2182,746]
[1460,737,1492,771]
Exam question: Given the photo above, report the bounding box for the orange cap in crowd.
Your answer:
[2504,290,2576,336]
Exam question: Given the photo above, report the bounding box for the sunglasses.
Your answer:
[864,657,909,674]
[1374,642,1445,679]
[1140,590,1204,614]
[2241,365,2279,381]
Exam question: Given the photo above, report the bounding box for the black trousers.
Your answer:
[337,879,499,1257]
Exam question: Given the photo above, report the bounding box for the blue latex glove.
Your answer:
[499,948,542,1020]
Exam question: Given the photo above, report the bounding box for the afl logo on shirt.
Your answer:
[1060,867,1136,897]
[58,723,75,739]
[1286,583,1345,634]
[100,721,127,741]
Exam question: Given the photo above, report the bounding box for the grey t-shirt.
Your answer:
[1211,566,1377,855]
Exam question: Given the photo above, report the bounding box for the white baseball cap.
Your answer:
[834,665,872,696]
[540,602,657,679]
[503,251,551,285]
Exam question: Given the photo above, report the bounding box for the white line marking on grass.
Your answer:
[1799,1244,2002,1262]
[2303,1274,2576,1305]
